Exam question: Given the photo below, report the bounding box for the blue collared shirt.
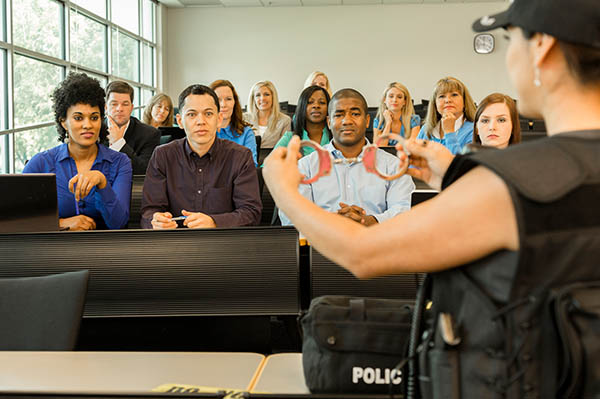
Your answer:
[23,143,132,230]
[416,120,474,155]
[217,125,258,166]
[280,141,414,226]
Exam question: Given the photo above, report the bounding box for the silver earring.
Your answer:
[533,67,542,87]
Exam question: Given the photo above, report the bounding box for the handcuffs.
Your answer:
[299,133,411,184]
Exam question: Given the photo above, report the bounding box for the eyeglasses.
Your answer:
[299,133,410,184]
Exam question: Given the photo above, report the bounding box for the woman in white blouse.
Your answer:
[244,80,291,148]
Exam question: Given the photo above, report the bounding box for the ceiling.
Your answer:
[159,0,506,8]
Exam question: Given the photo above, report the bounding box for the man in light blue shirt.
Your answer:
[280,89,414,226]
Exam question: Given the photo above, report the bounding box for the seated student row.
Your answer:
[22,73,521,231]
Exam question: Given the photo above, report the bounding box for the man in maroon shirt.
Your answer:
[141,84,261,229]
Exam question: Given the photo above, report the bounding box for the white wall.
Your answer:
[165,2,513,108]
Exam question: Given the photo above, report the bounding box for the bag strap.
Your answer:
[349,298,366,321]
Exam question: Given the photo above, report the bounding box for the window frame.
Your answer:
[0,0,159,173]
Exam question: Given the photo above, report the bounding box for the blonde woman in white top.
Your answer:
[244,80,292,148]
[303,71,332,97]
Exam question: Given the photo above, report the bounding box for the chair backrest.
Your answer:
[530,119,546,132]
[255,134,262,151]
[128,175,146,229]
[366,107,378,133]
[0,228,299,317]
[287,103,296,116]
[258,147,272,165]
[257,168,280,226]
[414,103,428,121]
[412,189,437,206]
[0,270,89,350]
[279,101,288,113]
[310,248,424,301]
[521,131,547,142]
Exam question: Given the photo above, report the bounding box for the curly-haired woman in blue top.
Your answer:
[23,73,132,230]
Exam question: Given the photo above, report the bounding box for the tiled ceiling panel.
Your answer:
[342,0,383,4]
[178,0,222,5]
[220,0,263,5]
[302,0,342,5]
[262,0,302,6]
[161,0,506,7]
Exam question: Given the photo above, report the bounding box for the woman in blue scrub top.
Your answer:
[23,73,132,231]
[211,79,258,166]
[274,86,331,157]
[416,76,477,154]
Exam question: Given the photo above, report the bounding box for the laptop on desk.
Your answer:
[0,174,59,233]
[158,126,186,142]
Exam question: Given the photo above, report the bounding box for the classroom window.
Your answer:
[111,0,139,35]
[142,0,155,42]
[84,71,108,88]
[0,0,6,42]
[13,0,63,59]
[3,0,158,173]
[14,125,58,173]
[111,29,139,82]
[70,9,107,72]
[142,88,154,108]
[132,86,142,119]
[0,49,6,173]
[13,55,64,129]
[0,50,5,130]
[142,43,153,86]
[71,0,106,18]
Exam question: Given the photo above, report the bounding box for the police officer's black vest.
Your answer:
[417,130,600,399]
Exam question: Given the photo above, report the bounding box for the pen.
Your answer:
[171,216,187,221]
[74,184,80,216]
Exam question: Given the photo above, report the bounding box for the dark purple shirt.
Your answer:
[141,137,262,228]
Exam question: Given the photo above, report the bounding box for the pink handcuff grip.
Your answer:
[298,134,410,184]
[363,133,410,180]
[299,140,332,184]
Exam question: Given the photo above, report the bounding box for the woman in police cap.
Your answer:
[263,0,600,397]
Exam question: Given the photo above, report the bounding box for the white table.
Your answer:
[0,351,264,394]
[251,353,309,394]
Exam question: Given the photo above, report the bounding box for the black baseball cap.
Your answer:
[472,0,600,49]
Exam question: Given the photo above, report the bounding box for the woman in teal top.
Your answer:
[274,86,331,157]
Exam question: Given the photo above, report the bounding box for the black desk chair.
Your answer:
[412,189,437,206]
[257,167,280,226]
[521,131,547,142]
[258,147,272,165]
[0,270,89,350]
[310,248,423,302]
[530,119,546,132]
[519,118,532,132]
[255,134,262,152]
[287,103,296,116]
[128,175,146,229]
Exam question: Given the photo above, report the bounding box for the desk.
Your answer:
[0,351,264,394]
[252,353,309,394]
